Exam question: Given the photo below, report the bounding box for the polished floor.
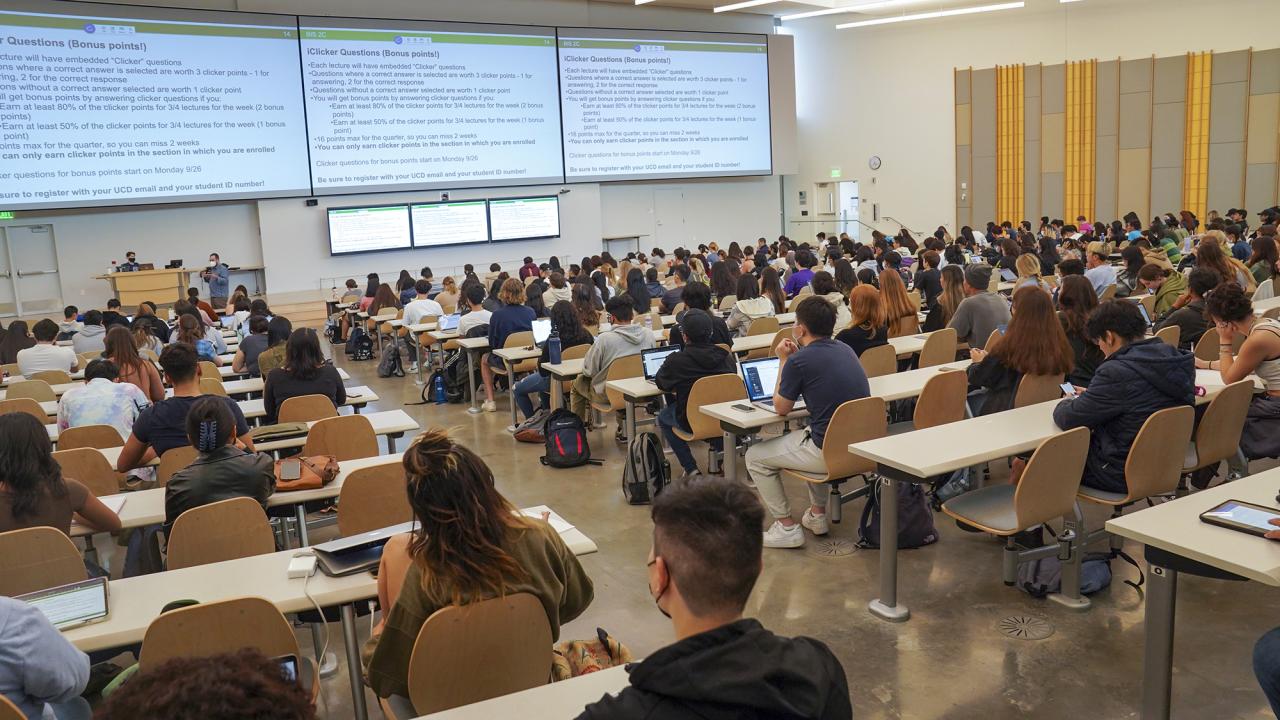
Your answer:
[104,348,1280,719]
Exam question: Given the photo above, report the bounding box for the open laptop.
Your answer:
[641,346,679,382]
[219,315,238,329]
[437,313,461,332]
[999,268,1018,283]
[531,318,552,346]
[1136,301,1154,328]
[740,357,785,411]
[16,577,110,630]
[314,520,416,577]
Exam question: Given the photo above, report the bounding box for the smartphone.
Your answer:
[1199,500,1280,537]
[275,654,299,683]
[1059,382,1077,397]
[280,458,302,481]
[732,403,756,412]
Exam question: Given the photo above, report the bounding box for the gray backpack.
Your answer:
[1017,550,1144,598]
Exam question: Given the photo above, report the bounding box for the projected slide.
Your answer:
[0,1,311,210]
[411,200,489,247]
[489,196,559,242]
[559,29,771,183]
[300,17,564,195]
[328,205,411,255]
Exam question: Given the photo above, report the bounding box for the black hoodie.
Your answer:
[576,619,851,720]
[654,343,737,429]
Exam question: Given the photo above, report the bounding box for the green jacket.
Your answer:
[1152,271,1188,318]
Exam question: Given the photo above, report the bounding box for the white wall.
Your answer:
[601,176,782,251]
[785,0,1280,238]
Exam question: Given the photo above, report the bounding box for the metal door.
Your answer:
[654,189,686,249]
[3,224,63,315]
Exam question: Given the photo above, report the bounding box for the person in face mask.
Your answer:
[576,479,852,720]
[200,252,230,309]
[120,250,141,272]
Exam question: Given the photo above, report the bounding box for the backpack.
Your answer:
[1017,549,1144,598]
[377,340,404,378]
[514,408,551,444]
[539,409,601,468]
[857,480,939,549]
[324,319,342,345]
[346,326,374,361]
[622,432,670,504]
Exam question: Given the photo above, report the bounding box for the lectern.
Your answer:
[95,268,192,308]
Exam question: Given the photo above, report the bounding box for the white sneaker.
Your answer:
[762,521,804,549]
[407,362,419,373]
[802,509,830,536]
[480,400,497,412]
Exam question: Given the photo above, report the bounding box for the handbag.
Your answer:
[274,455,340,492]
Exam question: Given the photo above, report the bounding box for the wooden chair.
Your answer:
[0,527,87,596]
[29,370,72,385]
[52,447,123,497]
[198,360,220,379]
[982,328,1003,353]
[278,394,338,423]
[889,313,920,338]
[1138,293,1157,320]
[0,694,24,720]
[166,497,275,570]
[859,344,897,378]
[669,374,746,473]
[891,370,966,434]
[787,294,809,312]
[1099,284,1117,302]
[718,295,737,310]
[765,328,792,358]
[906,290,922,311]
[746,316,780,337]
[671,302,686,316]
[1194,330,1246,362]
[337,464,412,537]
[560,344,590,362]
[0,363,17,378]
[1265,307,1280,321]
[302,414,378,461]
[1154,325,1181,347]
[1253,278,1274,302]
[0,397,48,422]
[1181,380,1254,484]
[5,379,55,402]
[56,424,122,450]
[590,354,645,419]
[1014,373,1065,408]
[492,331,535,388]
[157,445,199,485]
[199,377,227,397]
[781,397,886,522]
[139,597,301,671]
[917,328,958,368]
[399,594,553,716]
[78,351,102,366]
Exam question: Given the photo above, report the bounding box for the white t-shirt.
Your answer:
[403,296,445,326]
[457,308,492,336]
[16,344,78,375]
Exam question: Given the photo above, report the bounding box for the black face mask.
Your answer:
[647,559,672,620]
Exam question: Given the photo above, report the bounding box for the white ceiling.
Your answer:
[592,0,1036,18]
[591,0,837,15]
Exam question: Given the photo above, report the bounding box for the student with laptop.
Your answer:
[745,297,870,549]
[571,296,656,435]
[513,301,593,422]
[0,595,91,720]
[456,282,492,337]
[654,310,737,480]
[575,479,851,719]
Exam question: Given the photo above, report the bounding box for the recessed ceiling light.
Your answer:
[836,1,1024,29]
[782,0,931,23]
[714,0,780,11]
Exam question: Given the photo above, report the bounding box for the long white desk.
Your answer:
[251,409,419,454]
[419,664,630,719]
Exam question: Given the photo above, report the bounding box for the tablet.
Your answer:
[16,577,110,630]
[1199,499,1280,537]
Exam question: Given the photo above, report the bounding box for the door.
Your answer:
[838,181,860,243]
[0,230,15,317]
[653,189,686,249]
[3,224,63,316]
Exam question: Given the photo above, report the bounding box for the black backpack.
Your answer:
[622,432,670,504]
[377,340,404,378]
[539,409,601,469]
[346,326,374,361]
[857,480,939,549]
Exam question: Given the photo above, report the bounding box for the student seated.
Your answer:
[1137,264,1188,318]
[262,329,345,425]
[0,412,122,535]
[256,317,293,377]
[746,297,870,548]
[922,265,966,332]
[0,596,91,720]
[364,430,593,700]
[668,282,732,347]
[456,283,492,336]
[783,249,818,298]
[811,271,852,330]
[225,297,252,334]
[659,265,690,314]
[98,649,315,720]
[131,301,171,344]
[836,285,889,357]
[572,296,657,440]
[175,313,221,365]
[1154,267,1219,351]
[542,271,573,308]
[1056,275,1105,386]
[164,396,274,534]
[947,265,1010,350]
[57,305,81,340]
[1198,282,1280,461]
[232,315,271,377]
[725,272,775,337]
[655,310,736,480]
[479,278,536,413]
[71,309,108,355]
[102,325,164,402]
[913,250,943,308]
[102,297,130,328]
[1052,300,1194,493]
[16,319,78,376]
[644,267,666,298]
[575,479,851,720]
[117,343,253,472]
[967,286,1073,415]
[57,358,151,441]
[514,301,593,421]
[402,279,445,372]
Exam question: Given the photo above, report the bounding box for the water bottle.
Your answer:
[433,374,446,404]
[109,260,117,274]
[548,328,562,365]
[644,313,653,331]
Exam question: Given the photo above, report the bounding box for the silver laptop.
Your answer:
[16,577,110,630]
[999,268,1018,282]
[740,357,783,410]
[313,521,417,577]
[641,346,679,382]
[438,313,461,332]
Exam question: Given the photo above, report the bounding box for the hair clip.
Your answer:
[198,419,218,451]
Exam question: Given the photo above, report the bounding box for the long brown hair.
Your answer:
[760,267,786,314]
[175,314,204,346]
[1196,232,1237,284]
[989,286,1074,376]
[878,269,916,336]
[1057,275,1098,338]
[104,325,145,374]
[847,285,885,334]
[937,265,965,323]
[404,429,534,605]
[370,283,400,316]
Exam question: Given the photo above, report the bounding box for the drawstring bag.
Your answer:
[552,628,634,681]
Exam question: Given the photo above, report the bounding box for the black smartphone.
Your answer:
[731,403,755,412]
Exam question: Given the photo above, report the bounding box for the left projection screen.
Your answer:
[0,0,312,211]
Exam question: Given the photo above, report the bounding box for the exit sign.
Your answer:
[0,212,13,220]
[830,167,842,178]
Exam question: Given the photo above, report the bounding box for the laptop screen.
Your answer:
[532,318,552,345]
[999,268,1018,282]
[1136,301,1152,327]
[219,315,237,329]
[438,313,460,332]
[17,577,108,629]
[641,347,679,381]
[740,357,781,402]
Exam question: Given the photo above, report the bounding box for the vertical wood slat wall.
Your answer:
[1183,52,1212,221]
[1064,60,1096,222]
[996,64,1025,224]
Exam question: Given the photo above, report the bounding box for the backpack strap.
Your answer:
[1110,549,1145,591]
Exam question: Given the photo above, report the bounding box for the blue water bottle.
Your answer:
[433,374,446,404]
[548,327,562,365]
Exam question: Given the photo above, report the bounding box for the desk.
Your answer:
[1107,468,1280,719]
[455,337,490,413]
[419,664,629,719]
[494,346,541,429]
[251,409,419,454]
[541,359,584,412]
[238,385,377,420]
[1255,295,1280,316]
[605,376,664,446]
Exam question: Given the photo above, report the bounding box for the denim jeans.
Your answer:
[657,403,723,474]
[513,373,551,420]
[1255,627,1280,716]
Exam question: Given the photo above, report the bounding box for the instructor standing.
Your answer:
[200,252,230,309]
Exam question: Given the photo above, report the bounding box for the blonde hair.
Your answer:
[1015,253,1041,279]
[498,277,525,306]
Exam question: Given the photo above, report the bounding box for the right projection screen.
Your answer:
[558,29,771,183]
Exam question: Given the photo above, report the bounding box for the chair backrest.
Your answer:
[503,331,534,350]
[982,328,1003,353]
[78,351,101,366]
[278,394,339,423]
[302,414,378,461]
[672,302,686,315]
[1265,307,1280,320]
[0,527,87,596]
[1139,293,1157,320]
[682,374,748,440]
[0,397,48,422]
[29,370,72,385]
[1193,380,1255,468]
[1014,373,1065,408]
[0,363,17,378]
[139,596,300,670]
[406,593,553,715]
[1122,405,1196,501]
[5,379,55,402]
[913,370,967,429]
[57,424,123,450]
[1013,427,1091,529]
[717,295,737,310]
[787,294,808,312]
[51,447,121,497]
[1194,330,1244,361]
[1253,278,1274,302]
[199,377,227,397]
[820,397,888,480]
[337,463,413,537]
[1099,284,1117,302]
[166,497,276,570]
[1154,325,1180,347]
[906,290,922,310]
[198,361,219,379]
[560,343,590,362]
[0,693,23,720]
[157,445,199,485]
[746,315,780,337]
[889,313,920,338]
[916,328,958,368]
[599,354,645,411]
[859,344,897,378]
[766,328,792,358]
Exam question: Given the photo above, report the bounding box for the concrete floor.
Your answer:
[105,349,1280,719]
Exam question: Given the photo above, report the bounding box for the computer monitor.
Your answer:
[739,357,781,402]
[532,318,552,345]
[640,346,679,381]
[16,577,109,630]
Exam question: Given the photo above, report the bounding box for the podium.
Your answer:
[95,268,193,308]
